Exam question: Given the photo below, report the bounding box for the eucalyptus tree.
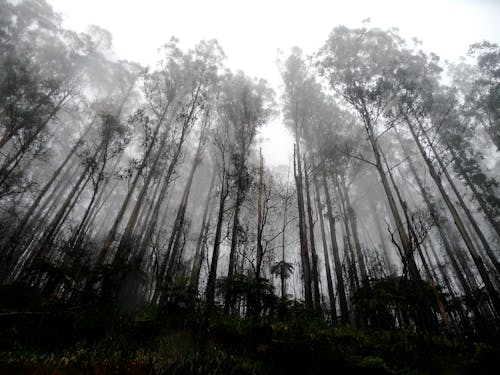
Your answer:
[466,42,500,150]
[437,71,500,240]
[303,90,359,321]
[269,166,295,301]
[155,41,224,289]
[0,1,141,282]
[393,46,500,319]
[97,39,201,266]
[316,26,424,284]
[205,109,231,308]
[0,0,87,201]
[189,167,217,293]
[279,48,316,311]
[217,71,275,311]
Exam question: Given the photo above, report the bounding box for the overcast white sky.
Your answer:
[48,0,500,167]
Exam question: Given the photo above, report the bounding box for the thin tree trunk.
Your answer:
[418,119,500,274]
[362,113,420,281]
[256,148,264,278]
[321,170,349,324]
[304,158,322,313]
[368,199,395,275]
[293,143,313,311]
[205,171,228,306]
[450,148,500,239]
[405,119,500,318]
[98,101,173,263]
[189,170,216,292]
[339,174,369,286]
[313,173,336,319]
[163,148,203,285]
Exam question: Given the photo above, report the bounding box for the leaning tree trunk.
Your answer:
[405,117,500,319]
[112,127,172,266]
[418,119,500,275]
[362,113,420,282]
[163,147,203,288]
[189,170,216,292]
[449,147,500,240]
[97,110,166,264]
[205,171,228,307]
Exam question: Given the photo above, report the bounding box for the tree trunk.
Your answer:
[405,118,500,318]
[304,158,322,313]
[339,174,369,286]
[362,112,420,281]
[321,170,349,324]
[450,148,500,240]
[293,143,313,311]
[205,171,228,306]
[368,199,395,275]
[97,111,165,264]
[313,173,336,319]
[256,148,264,278]
[418,119,500,275]
[163,149,202,286]
[189,170,216,292]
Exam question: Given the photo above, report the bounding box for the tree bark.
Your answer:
[321,170,349,324]
[189,169,216,292]
[293,143,313,311]
[304,158,322,313]
[256,148,264,278]
[205,171,228,306]
[405,118,500,318]
[418,119,500,275]
[313,173,336,319]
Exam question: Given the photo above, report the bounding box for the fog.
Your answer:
[1,0,500,372]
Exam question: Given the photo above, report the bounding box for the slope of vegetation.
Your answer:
[1,281,499,374]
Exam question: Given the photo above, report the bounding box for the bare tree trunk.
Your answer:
[205,171,228,306]
[449,148,500,239]
[97,113,165,264]
[163,149,203,285]
[304,158,322,313]
[21,166,92,278]
[338,174,369,286]
[293,143,313,311]
[368,200,395,276]
[419,120,500,275]
[189,170,216,292]
[313,173,336,320]
[334,178,359,291]
[154,130,207,302]
[256,148,264,278]
[112,128,171,265]
[321,170,349,324]
[280,170,291,301]
[405,119,500,318]
[15,123,93,239]
[362,113,420,281]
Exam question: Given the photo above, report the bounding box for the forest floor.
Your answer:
[1,283,499,374]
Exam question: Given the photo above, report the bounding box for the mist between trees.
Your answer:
[1,0,500,343]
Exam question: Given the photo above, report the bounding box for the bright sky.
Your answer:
[48,0,500,167]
